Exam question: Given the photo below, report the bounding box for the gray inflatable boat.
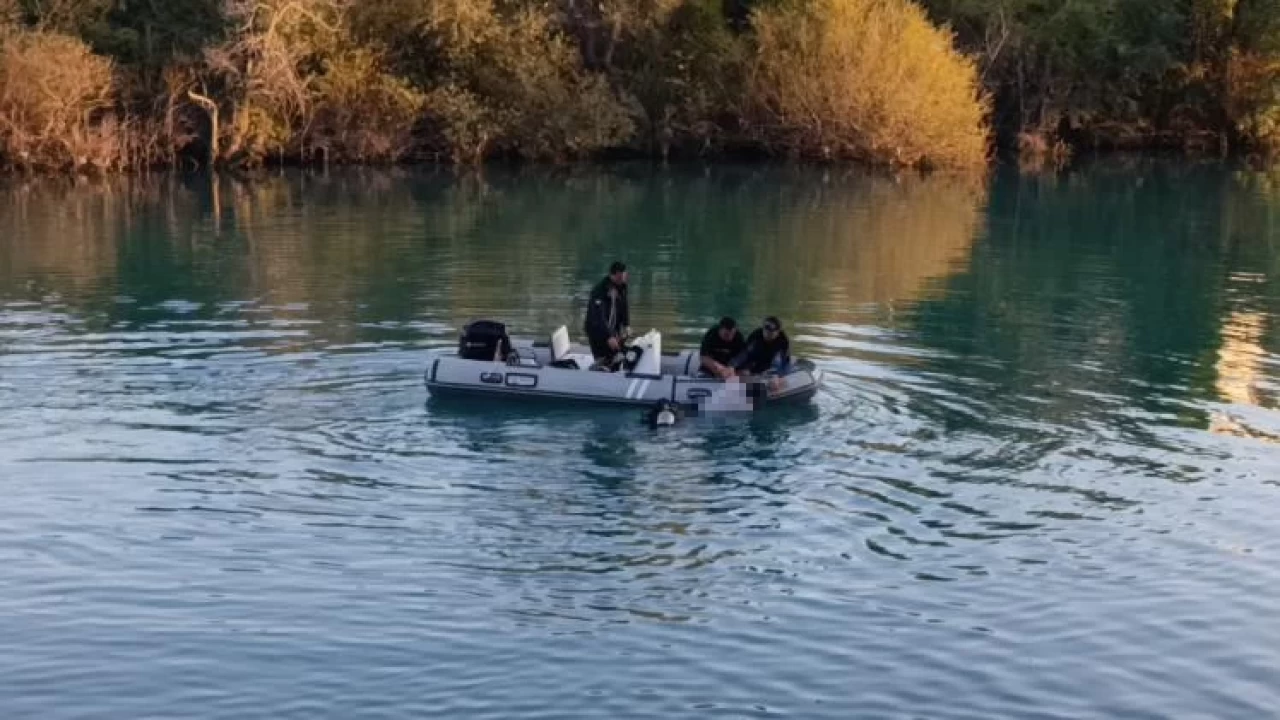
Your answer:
[425,325,822,411]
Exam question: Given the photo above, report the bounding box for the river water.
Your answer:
[1,163,1278,718]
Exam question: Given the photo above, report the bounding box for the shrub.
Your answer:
[0,0,18,26]
[607,0,747,157]
[424,82,499,164]
[479,7,634,160]
[310,47,427,163]
[421,0,636,163]
[185,0,427,166]
[1225,50,1280,152]
[747,0,990,169]
[195,0,339,166]
[0,29,129,170]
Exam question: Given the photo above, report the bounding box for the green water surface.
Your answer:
[1,162,1278,719]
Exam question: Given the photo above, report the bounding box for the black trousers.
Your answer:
[588,335,614,360]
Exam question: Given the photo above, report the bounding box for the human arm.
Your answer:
[701,354,735,379]
[730,330,760,373]
[773,334,792,372]
[699,330,736,378]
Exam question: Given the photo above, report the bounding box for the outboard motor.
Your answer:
[458,320,511,361]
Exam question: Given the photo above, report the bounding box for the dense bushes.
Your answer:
[0,29,127,170]
[0,0,999,170]
[311,48,426,163]
[917,0,1280,156]
[178,0,429,166]
[582,0,745,158]
[1226,52,1280,153]
[2,0,1279,171]
[748,0,988,168]
[417,1,635,163]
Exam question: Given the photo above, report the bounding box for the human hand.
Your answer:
[607,337,621,351]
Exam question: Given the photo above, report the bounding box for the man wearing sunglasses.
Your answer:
[732,316,791,377]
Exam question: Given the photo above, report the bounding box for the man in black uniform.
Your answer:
[699,316,747,379]
[583,261,630,364]
[733,316,791,376]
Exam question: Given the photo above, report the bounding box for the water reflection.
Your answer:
[1210,292,1280,441]
[3,164,1278,431]
[5,164,1280,720]
[0,166,986,352]
[1216,308,1272,408]
[909,163,1280,435]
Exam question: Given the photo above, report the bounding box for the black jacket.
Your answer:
[733,328,790,373]
[583,276,629,341]
[700,326,747,366]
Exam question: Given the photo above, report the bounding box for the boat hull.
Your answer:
[424,344,821,411]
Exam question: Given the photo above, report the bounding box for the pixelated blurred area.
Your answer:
[687,378,770,416]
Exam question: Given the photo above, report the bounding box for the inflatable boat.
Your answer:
[425,321,822,411]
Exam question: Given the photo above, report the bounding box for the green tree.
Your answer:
[370,0,635,163]
[605,0,746,158]
[749,0,991,168]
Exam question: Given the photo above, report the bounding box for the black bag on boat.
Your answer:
[458,320,511,361]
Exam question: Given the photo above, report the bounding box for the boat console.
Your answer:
[621,329,662,375]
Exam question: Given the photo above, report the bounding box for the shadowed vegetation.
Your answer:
[918,0,1280,159]
[1,0,1278,171]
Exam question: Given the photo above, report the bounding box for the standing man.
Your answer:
[584,261,630,364]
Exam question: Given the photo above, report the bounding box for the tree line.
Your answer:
[0,0,1276,173]
[920,0,1280,160]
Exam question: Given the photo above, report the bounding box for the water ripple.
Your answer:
[3,167,1280,718]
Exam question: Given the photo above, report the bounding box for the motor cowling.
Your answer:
[458,320,511,361]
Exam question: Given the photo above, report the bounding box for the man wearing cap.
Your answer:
[583,261,631,364]
[733,316,791,377]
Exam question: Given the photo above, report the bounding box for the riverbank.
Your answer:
[0,0,986,174]
[5,0,1276,177]
[2,145,1275,189]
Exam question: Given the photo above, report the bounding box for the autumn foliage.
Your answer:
[1,0,1278,170]
[748,0,989,168]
